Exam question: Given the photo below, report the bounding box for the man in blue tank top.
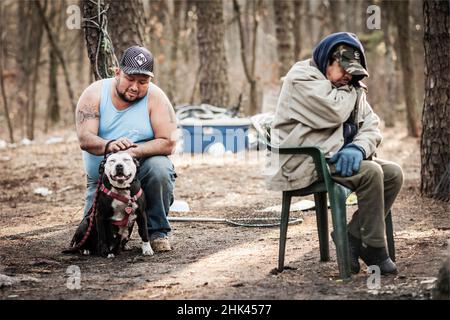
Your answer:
[75,46,177,252]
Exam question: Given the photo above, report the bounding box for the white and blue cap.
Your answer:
[119,45,154,78]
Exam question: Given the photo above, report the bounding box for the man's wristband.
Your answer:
[104,139,116,158]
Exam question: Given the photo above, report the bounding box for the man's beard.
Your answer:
[115,79,145,104]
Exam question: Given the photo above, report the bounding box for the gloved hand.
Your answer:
[330,145,364,177]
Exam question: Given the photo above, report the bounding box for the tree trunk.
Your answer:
[303,0,314,49]
[394,0,420,137]
[420,0,450,201]
[316,1,329,43]
[46,0,61,130]
[195,0,230,107]
[167,0,183,104]
[329,0,341,33]
[0,1,14,143]
[16,2,31,139]
[293,0,303,60]
[77,30,86,86]
[47,50,60,125]
[272,0,295,78]
[147,0,169,85]
[149,0,169,32]
[381,0,396,127]
[360,0,371,33]
[35,0,76,114]
[18,0,45,140]
[29,10,44,141]
[233,0,261,115]
[181,0,197,63]
[34,0,76,112]
[82,0,105,79]
[106,0,147,58]
[345,0,356,32]
[182,0,196,64]
[82,0,116,80]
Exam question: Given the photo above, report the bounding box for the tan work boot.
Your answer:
[150,236,172,252]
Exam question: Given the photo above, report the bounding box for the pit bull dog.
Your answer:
[63,152,153,257]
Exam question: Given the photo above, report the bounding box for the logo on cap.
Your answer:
[354,51,360,60]
[134,53,147,66]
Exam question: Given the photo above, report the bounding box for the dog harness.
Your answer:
[100,184,144,227]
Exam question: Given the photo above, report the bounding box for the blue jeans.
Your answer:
[84,156,176,238]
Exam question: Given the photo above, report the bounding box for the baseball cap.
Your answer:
[119,46,154,77]
[332,44,369,77]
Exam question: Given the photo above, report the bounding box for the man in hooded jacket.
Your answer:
[266,32,403,275]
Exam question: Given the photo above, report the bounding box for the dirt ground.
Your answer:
[0,125,449,300]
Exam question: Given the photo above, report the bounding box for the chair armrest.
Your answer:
[267,144,330,181]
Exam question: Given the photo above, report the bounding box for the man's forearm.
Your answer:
[79,132,108,156]
[131,138,175,158]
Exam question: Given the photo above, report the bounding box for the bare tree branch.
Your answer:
[34,0,76,113]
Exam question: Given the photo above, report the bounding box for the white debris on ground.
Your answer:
[45,136,64,144]
[0,274,41,288]
[258,200,316,213]
[361,277,439,299]
[0,132,80,150]
[20,138,33,146]
[169,200,190,212]
[33,187,53,197]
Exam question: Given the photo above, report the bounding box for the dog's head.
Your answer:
[103,152,139,189]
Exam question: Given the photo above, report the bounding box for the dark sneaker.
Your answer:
[360,244,397,275]
[331,231,361,274]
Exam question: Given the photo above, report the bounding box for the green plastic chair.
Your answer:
[267,143,396,280]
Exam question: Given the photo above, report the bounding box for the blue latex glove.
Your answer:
[330,145,364,177]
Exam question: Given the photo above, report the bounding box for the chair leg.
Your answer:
[328,185,351,280]
[278,192,292,272]
[314,192,329,261]
[385,210,396,262]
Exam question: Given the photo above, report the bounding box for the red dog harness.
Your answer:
[100,184,144,227]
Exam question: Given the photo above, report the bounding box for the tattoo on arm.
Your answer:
[77,105,99,124]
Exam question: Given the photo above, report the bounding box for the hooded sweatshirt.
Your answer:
[312,32,368,79]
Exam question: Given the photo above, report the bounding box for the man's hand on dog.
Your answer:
[106,138,137,153]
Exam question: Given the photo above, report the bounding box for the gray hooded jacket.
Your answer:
[265,59,382,191]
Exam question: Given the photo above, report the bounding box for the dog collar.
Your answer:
[100,184,143,204]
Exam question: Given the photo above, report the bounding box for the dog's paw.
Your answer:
[107,253,115,259]
[82,249,90,256]
[142,242,154,256]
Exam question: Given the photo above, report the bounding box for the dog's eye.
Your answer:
[124,159,132,162]
[109,160,116,163]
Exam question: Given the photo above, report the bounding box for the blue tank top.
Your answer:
[82,78,154,179]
